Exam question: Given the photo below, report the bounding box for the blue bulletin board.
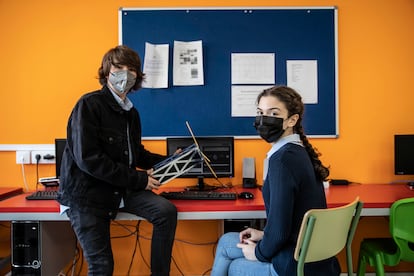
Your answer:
[119,7,338,138]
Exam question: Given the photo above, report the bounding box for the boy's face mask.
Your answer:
[108,70,136,94]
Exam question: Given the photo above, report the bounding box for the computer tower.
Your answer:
[11,221,76,276]
[223,219,266,233]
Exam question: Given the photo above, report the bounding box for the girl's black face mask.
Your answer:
[254,115,285,143]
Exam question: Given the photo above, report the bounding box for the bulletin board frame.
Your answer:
[119,7,338,138]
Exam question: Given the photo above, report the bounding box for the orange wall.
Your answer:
[0,0,413,275]
[0,0,414,188]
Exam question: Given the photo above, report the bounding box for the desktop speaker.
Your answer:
[242,157,257,188]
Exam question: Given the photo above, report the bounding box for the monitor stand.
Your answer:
[185,176,217,191]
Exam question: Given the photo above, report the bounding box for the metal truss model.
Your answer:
[152,144,203,184]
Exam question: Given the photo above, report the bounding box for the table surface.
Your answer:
[325,183,414,207]
[0,187,23,201]
[0,183,412,220]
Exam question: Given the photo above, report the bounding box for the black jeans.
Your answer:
[66,190,177,276]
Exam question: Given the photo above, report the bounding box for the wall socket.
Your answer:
[31,150,56,164]
[16,151,31,164]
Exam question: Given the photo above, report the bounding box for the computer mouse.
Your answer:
[238,192,254,199]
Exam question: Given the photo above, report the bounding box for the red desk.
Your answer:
[0,187,265,221]
[0,184,412,221]
[325,183,414,216]
[0,187,22,201]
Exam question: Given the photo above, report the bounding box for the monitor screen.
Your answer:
[55,138,66,179]
[394,134,414,175]
[166,136,234,190]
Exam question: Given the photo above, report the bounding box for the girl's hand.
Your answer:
[239,228,264,243]
[237,239,258,261]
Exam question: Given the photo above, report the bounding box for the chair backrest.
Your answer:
[294,197,362,263]
[390,197,414,261]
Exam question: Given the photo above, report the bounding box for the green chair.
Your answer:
[357,197,414,276]
[294,197,363,276]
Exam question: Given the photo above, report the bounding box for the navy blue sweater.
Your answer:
[255,143,340,276]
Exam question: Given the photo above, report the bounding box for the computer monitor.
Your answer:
[55,138,67,179]
[394,135,414,180]
[166,136,234,191]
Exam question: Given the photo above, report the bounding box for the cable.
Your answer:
[207,240,219,275]
[128,221,145,275]
[0,223,10,229]
[70,247,79,276]
[61,234,80,276]
[70,242,83,276]
[112,220,149,274]
[20,163,29,192]
[70,243,80,276]
[202,268,212,276]
[35,154,41,191]
[111,220,138,238]
[171,255,184,276]
[75,243,84,276]
[172,236,218,275]
[111,220,219,275]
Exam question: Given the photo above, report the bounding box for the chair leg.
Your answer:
[296,264,304,276]
[373,253,385,276]
[356,253,366,276]
[346,245,354,276]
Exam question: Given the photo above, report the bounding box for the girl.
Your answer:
[211,86,340,276]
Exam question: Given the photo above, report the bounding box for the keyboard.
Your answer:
[159,190,237,200]
[26,190,58,200]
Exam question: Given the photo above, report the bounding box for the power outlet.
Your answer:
[16,151,31,164]
[31,150,56,164]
